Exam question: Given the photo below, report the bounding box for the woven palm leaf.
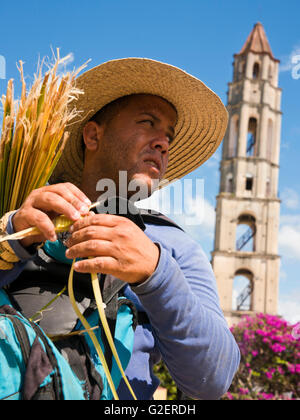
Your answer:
[0,49,86,217]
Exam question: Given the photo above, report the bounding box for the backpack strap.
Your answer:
[0,305,31,366]
[102,276,125,306]
[139,209,184,231]
[0,304,64,400]
[29,322,64,400]
[100,276,125,372]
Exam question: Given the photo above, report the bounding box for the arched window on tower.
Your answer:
[228,115,239,157]
[253,62,260,79]
[232,269,254,311]
[246,117,257,157]
[245,173,254,192]
[266,119,273,161]
[236,214,256,252]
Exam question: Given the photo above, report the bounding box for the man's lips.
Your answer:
[143,156,162,173]
[143,161,160,174]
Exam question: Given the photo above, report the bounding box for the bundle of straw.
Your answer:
[0,50,137,400]
[0,48,86,217]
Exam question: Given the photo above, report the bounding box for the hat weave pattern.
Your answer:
[50,58,228,188]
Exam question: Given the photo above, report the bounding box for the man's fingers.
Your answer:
[73,256,118,274]
[32,191,86,221]
[12,182,93,247]
[66,225,112,247]
[27,208,58,242]
[61,182,92,207]
[70,214,120,233]
[65,239,113,259]
[33,185,91,219]
[41,182,91,209]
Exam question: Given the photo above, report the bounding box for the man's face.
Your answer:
[85,94,177,198]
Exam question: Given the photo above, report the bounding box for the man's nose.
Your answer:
[150,131,169,154]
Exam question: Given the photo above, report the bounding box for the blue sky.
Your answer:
[0,0,299,323]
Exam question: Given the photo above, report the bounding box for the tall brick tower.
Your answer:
[211,23,282,325]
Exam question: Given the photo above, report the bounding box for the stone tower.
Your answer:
[211,23,282,326]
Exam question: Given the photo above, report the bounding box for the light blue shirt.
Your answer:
[1,214,240,400]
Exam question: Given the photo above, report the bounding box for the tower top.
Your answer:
[235,22,279,62]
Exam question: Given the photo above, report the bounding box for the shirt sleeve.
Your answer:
[131,230,241,400]
[0,212,35,288]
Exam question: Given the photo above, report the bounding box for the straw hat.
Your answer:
[50,58,228,188]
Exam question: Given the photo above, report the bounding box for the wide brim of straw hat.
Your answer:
[50,58,228,188]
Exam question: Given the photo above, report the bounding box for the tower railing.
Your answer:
[236,282,254,311]
[236,226,256,251]
[246,134,256,155]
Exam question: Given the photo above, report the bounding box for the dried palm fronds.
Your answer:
[0,51,138,400]
[0,49,87,217]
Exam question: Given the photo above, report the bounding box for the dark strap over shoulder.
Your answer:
[94,196,184,232]
[139,209,184,232]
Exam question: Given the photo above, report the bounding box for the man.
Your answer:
[0,58,240,400]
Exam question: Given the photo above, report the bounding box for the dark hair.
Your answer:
[81,95,136,151]
[89,95,133,126]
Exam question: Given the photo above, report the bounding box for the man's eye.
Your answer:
[167,135,174,145]
[139,119,154,126]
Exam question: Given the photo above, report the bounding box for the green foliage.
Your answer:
[153,362,178,400]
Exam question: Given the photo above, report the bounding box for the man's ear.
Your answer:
[82,121,104,151]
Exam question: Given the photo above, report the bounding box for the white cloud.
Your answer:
[278,213,300,261]
[279,224,300,261]
[281,188,300,210]
[280,214,300,226]
[279,43,300,72]
[278,213,300,260]
[278,293,300,325]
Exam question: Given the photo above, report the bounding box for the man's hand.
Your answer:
[65,213,160,285]
[12,183,91,248]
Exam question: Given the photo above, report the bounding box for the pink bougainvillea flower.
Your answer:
[270,343,286,353]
